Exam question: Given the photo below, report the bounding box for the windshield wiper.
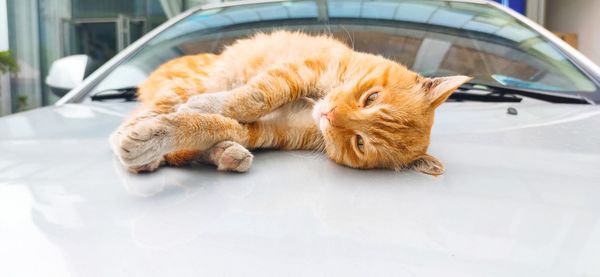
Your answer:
[450,87,522,103]
[451,82,593,104]
[90,87,137,102]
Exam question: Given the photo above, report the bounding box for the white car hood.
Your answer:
[1,101,600,277]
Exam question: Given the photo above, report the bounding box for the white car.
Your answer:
[2,0,600,276]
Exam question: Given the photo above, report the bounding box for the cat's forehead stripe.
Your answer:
[381,65,391,87]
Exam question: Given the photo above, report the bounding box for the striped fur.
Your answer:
[111,31,470,175]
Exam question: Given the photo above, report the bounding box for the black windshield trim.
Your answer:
[458,82,593,104]
[90,87,138,102]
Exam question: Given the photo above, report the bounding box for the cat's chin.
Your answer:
[318,117,331,134]
[311,100,330,133]
[311,101,323,123]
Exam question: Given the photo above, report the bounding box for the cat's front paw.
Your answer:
[176,91,229,114]
[209,141,253,172]
[116,116,175,168]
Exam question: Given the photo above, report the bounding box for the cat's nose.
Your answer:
[321,107,336,123]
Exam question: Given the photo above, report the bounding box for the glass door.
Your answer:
[65,16,146,65]
[73,20,118,64]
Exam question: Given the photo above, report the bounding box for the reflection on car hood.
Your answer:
[1,102,600,276]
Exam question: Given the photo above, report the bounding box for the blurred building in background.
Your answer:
[0,0,221,114]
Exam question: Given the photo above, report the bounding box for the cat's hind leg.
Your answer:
[175,59,327,123]
[199,141,253,172]
[163,141,253,172]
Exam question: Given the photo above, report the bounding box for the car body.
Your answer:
[2,0,600,276]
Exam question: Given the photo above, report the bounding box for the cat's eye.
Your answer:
[356,135,365,152]
[364,92,379,107]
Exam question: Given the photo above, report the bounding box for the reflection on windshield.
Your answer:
[92,0,597,96]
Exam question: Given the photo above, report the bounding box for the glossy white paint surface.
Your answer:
[1,101,600,276]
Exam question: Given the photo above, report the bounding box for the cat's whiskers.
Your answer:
[118,30,469,176]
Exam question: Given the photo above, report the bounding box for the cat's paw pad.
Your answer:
[109,129,124,155]
[117,117,174,167]
[109,111,162,155]
[127,158,165,174]
[210,141,253,172]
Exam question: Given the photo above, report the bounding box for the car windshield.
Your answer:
[89,0,599,100]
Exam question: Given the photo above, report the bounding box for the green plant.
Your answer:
[0,50,19,74]
[1,51,19,114]
[17,95,28,111]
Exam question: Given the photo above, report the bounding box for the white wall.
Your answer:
[546,0,600,66]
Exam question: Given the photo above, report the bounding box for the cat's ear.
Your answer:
[408,154,444,176]
[422,75,472,108]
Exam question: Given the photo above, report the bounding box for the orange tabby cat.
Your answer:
[110,31,470,175]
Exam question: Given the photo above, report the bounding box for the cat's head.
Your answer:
[314,55,470,175]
